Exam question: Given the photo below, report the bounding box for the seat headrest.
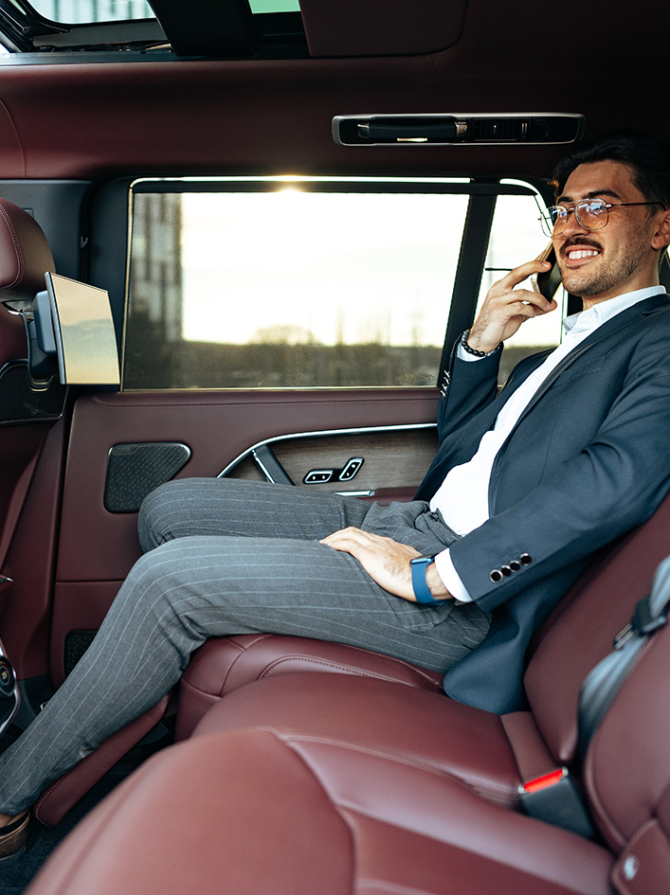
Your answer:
[0,198,55,304]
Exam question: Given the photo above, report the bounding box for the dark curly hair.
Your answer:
[552,133,670,209]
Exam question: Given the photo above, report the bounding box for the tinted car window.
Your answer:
[124,180,470,390]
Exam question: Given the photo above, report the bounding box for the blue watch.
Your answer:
[410,555,442,606]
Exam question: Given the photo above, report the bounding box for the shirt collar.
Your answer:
[562,286,666,337]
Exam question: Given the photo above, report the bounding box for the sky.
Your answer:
[179,185,561,350]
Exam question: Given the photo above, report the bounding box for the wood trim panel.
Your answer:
[227,428,438,493]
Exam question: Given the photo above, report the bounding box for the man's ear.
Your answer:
[651,207,670,250]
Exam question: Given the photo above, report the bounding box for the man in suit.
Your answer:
[322,134,670,709]
[0,133,670,849]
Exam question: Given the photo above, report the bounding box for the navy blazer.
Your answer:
[415,293,670,713]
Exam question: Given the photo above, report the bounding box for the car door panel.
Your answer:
[50,387,440,683]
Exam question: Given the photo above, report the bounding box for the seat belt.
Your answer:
[578,554,670,759]
[519,553,670,838]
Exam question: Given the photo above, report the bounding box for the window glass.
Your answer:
[28,1,153,24]
[478,190,564,384]
[28,0,297,23]
[249,0,300,11]
[124,181,470,390]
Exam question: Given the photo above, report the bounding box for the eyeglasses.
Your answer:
[540,198,662,237]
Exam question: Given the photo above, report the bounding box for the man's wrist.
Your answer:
[409,556,451,604]
[462,328,502,358]
[426,563,451,599]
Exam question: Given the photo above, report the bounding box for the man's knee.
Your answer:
[138,480,191,552]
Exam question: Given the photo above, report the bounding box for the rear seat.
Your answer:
[170,482,670,809]
[24,549,670,894]
[33,484,670,826]
[176,480,670,751]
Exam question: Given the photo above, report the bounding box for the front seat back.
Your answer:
[0,198,55,309]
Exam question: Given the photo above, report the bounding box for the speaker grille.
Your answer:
[104,442,191,513]
[64,631,97,677]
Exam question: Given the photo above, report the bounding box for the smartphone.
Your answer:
[531,243,562,301]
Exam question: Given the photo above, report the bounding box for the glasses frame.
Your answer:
[540,199,662,237]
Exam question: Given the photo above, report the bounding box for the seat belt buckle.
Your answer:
[519,767,594,838]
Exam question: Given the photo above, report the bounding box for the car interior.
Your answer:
[0,0,666,892]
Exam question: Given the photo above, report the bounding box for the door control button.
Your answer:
[304,457,364,486]
[338,458,364,482]
[303,470,334,484]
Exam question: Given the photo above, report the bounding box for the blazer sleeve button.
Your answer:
[520,553,532,565]
[509,560,522,572]
[489,569,503,583]
[500,565,512,576]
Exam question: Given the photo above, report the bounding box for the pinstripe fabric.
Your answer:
[0,479,489,813]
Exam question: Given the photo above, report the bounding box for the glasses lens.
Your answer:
[542,206,566,236]
[575,199,608,231]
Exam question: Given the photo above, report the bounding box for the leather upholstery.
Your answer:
[33,695,170,827]
[26,727,615,895]
[0,198,54,302]
[584,619,670,855]
[192,674,523,807]
[176,484,670,781]
[25,495,670,893]
[523,488,670,764]
[26,564,670,894]
[175,633,443,740]
[36,483,670,829]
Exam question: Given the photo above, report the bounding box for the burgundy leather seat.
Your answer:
[24,580,670,894]
[33,486,670,825]
[25,441,670,891]
[170,485,670,811]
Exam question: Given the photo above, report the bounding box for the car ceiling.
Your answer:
[0,0,664,182]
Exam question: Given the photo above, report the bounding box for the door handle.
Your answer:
[252,444,295,485]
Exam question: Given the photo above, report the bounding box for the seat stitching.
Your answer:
[258,656,443,690]
[281,732,518,804]
[216,633,275,694]
[0,205,24,289]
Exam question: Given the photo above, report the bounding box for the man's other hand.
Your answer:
[320,527,452,602]
[467,258,557,354]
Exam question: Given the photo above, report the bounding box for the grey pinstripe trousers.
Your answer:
[0,479,490,813]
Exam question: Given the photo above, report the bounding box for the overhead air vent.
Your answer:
[333,114,586,147]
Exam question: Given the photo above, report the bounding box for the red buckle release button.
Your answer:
[520,767,567,794]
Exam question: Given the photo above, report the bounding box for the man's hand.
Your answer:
[467,258,557,354]
[320,527,452,603]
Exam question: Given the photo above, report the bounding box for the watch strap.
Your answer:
[410,556,442,606]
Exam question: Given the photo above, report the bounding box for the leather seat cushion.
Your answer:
[177,633,444,740]
[25,727,614,895]
[190,672,547,808]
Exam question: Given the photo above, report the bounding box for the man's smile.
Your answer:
[559,238,603,267]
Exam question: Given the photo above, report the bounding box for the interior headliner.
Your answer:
[0,0,664,183]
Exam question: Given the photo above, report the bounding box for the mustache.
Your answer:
[559,236,602,257]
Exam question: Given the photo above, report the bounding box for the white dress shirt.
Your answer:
[430,286,665,602]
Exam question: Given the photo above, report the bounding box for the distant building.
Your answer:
[30,1,152,24]
[129,193,183,345]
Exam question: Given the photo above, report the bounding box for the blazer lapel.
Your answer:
[509,292,670,428]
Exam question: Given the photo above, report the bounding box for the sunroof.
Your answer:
[249,0,300,11]
[27,0,299,25]
[0,0,307,56]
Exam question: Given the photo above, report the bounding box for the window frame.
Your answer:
[91,175,548,393]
